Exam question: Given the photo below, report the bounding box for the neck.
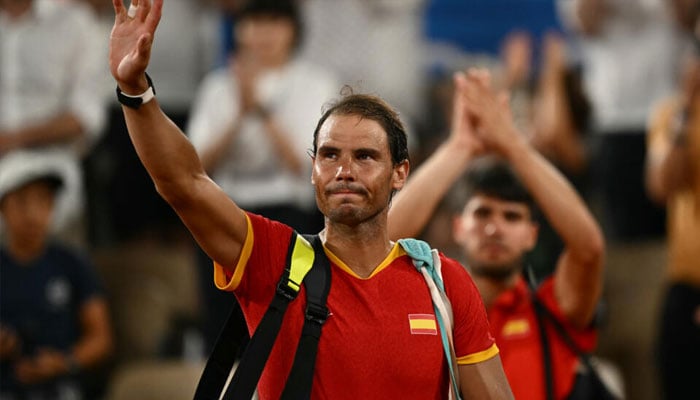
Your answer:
[473,272,520,309]
[321,217,393,278]
[6,236,45,265]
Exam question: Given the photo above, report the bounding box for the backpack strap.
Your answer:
[194,231,315,400]
[280,234,331,399]
[526,270,614,400]
[398,238,462,400]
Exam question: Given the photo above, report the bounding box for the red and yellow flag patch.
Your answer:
[408,314,438,335]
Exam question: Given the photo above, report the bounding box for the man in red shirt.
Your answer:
[106,0,513,398]
[389,69,605,399]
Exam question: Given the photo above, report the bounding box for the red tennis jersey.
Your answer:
[214,213,498,399]
[488,277,597,399]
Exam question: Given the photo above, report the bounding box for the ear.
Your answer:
[523,220,539,251]
[452,214,466,245]
[392,159,410,191]
[310,155,317,185]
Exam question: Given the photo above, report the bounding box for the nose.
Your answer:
[334,159,355,181]
[484,221,499,236]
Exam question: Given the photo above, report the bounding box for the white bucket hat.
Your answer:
[0,150,66,203]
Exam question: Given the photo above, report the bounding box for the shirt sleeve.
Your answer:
[212,212,294,306]
[442,256,500,365]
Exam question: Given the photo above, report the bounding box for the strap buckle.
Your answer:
[305,303,329,325]
[276,278,299,302]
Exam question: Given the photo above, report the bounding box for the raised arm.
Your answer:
[108,0,246,269]
[388,72,485,240]
[463,70,605,328]
[646,56,700,204]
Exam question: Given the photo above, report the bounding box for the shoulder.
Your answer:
[438,253,470,277]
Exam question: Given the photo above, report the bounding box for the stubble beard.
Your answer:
[466,256,523,282]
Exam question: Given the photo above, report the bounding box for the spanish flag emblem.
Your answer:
[408,314,438,335]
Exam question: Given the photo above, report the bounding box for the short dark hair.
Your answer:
[311,89,410,166]
[0,174,63,206]
[459,156,535,215]
[237,0,303,49]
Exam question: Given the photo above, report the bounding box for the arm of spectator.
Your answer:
[235,55,305,175]
[463,69,605,329]
[530,33,588,175]
[646,55,700,203]
[109,0,247,270]
[0,326,20,361]
[646,98,695,203]
[69,297,113,371]
[388,71,485,240]
[0,114,84,155]
[459,355,514,399]
[12,298,111,385]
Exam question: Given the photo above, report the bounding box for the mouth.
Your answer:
[326,185,367,198]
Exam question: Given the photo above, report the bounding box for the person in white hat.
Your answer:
[0,151,113,400]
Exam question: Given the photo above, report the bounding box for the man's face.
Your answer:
[453,194,537,279]
[311,114,408,227]
[0,181,55,251]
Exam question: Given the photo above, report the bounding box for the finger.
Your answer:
[113,0,126,22]
[137,0,149,22]
[136,33,153,63]
[145,0,163,30]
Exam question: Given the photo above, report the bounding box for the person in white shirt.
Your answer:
[185,0,340,354]
[0,0,108,244]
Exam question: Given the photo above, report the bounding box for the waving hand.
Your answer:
[109,0,162,92]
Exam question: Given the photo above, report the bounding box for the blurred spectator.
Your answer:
[0,0,109,246]
[562,0,685,241]
[186,0,340,353]
[560,1,690,398]
[0,151,113,400]
[419,31,593,277]
[388,69,609,399]
[646,34,700,399]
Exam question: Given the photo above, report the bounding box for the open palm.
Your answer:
[109,0,162,89]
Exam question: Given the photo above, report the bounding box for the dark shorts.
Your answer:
[591,132,667,242]
[656,281,700,399]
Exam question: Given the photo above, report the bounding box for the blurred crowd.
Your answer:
[1,0,698,399]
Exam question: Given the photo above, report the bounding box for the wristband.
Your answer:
[116,73,156,109]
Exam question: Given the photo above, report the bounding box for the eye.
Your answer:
[355,149,379,161]
[473,207,491,219]
[504,211,524,222]
[318,148,338,160]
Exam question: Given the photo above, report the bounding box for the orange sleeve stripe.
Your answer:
[213,213,254,292]
[456,343,500,365]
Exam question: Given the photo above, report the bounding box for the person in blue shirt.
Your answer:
[0,151,113,400]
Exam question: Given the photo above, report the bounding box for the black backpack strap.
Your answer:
[192,302,247,400]
[280,234,332,400]
[194,231,313,400]
[526,269,610,400]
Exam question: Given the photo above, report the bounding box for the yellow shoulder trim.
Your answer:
[213,213,254,291]
[456,343,500,365]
